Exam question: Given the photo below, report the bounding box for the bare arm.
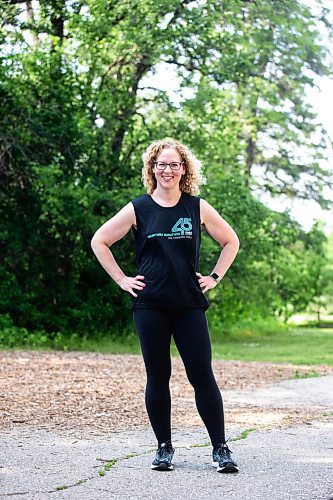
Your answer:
[90,202,146,297]
[196,198,240,293]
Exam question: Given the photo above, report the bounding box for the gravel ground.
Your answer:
[1,350,332,434]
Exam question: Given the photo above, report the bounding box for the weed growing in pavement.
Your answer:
[189,442,210,448]
[98,458,118,476]
[189,428,257,448]
[232,428,256,441]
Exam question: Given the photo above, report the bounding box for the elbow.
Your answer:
[91,233,111,251]
[90,236,97,253]
[224,235,240,251]
[233,236,240,254]
[90,233,97,248]
[91,234,104,250]
[234,235,240,250]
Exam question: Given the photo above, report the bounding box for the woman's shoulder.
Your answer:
[131,193,149,206]
[182,190,201,201]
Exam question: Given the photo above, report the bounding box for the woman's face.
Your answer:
[152,147,185,190]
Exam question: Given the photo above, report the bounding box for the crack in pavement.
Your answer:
[1,429,256,497]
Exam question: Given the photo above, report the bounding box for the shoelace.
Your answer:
[158,442,173,460]
[216,439,233,457]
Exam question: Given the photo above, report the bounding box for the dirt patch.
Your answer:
[0,350,332,434]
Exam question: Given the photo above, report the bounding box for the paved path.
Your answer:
[1,376,333,499]
[223,375,333,409]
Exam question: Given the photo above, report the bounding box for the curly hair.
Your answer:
[141,138,207,195]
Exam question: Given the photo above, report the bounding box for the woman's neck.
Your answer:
[152,187,182,204]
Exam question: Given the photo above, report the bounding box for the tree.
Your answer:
[1,0,331,336]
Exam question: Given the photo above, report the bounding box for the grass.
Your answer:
[205,327,333,366]
[1,319,333,367]
[189,428,257,449]
[232,428,256,441]
[98,459,118,476]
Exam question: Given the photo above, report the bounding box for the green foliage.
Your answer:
[0,0,332,339]
[306,231,333,321]
[294,369,320,379]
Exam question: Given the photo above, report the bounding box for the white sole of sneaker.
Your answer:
[212,461,239,473]
[151,463,174,471]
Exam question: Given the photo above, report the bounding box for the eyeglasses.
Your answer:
[154,161,184,171]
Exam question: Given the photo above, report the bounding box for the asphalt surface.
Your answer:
[1,376,333,499]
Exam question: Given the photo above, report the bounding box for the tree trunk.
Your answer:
[245,135,255,187]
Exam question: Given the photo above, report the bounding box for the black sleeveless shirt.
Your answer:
[130,191,210,310]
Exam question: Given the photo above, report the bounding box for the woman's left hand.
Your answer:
[196,272,219,294]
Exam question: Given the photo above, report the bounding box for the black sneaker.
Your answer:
[151,440,175,471]
[212,441,239,473]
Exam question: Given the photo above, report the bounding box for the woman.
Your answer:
[91,138,240,473]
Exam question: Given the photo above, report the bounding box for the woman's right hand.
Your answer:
[116,275,146,297]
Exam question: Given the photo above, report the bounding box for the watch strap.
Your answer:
[210,272,220,283]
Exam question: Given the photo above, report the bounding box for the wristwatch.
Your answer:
[210,272,221,283]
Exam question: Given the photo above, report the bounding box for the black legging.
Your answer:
[132,308,226,448]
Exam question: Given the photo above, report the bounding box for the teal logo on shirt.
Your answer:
[171,217,192,235]
[147,217,193,239]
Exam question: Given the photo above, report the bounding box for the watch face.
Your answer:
[210,272,219,281]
